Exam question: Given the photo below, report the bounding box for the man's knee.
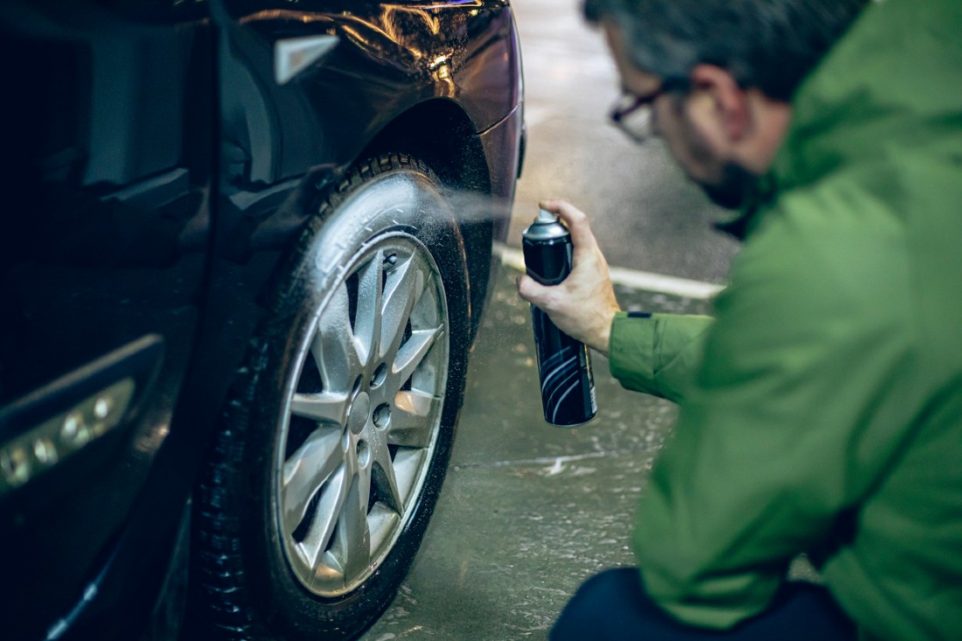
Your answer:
[550,568,644,641]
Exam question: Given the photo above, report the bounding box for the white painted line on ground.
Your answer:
[495,242,725,301]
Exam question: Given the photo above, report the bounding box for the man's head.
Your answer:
[586,0,867,208]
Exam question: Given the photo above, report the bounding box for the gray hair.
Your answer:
[584,0,868,100]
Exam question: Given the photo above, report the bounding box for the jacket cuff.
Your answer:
[609,311,658,394]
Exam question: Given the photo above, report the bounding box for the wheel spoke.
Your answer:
[368,505,401,554]
[290,391,350,425]
[379,255,425,361]
[353,252,384,367]
[392,448,426,507]
[389,326,442,393]
[298,463,350,567]
[388,390,439,448]
[333,469,371,580]
[282,429,342,534]
[313,283,362,389]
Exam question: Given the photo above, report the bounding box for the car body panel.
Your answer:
[217,0,521,187]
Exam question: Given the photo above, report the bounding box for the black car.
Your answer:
[0,1,523,639]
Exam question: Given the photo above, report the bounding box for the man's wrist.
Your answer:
[593,307,619,357]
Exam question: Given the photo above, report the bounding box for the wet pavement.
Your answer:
[362,0,737,639]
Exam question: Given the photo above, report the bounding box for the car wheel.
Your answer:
[192,154,471,641]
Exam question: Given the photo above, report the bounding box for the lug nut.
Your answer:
[373,404,391,429]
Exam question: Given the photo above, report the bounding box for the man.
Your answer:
[518,1,962,640]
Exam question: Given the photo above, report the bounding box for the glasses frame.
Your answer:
[608,76,689,144]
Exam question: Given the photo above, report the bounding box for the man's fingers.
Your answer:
[539,199,597,255]
[517,274,551,307]
[539,200,586,229]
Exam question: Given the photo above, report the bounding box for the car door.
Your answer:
[0,1,213,639]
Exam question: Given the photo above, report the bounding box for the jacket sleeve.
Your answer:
[632,224,917,629]
[608,312,715,404]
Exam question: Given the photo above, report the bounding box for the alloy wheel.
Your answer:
[276,234,449,597]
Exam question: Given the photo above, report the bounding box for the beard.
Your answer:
[669,96,760,210]
[699,161,760,210]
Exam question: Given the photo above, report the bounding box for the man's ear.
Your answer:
[689,64,750,142]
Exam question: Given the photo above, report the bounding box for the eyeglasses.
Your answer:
[608,78,687,144]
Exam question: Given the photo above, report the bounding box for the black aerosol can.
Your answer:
[522,209,598,426]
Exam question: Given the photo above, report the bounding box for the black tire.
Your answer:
[191,154,471,641]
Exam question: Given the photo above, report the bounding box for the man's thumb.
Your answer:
[517,274,550,306]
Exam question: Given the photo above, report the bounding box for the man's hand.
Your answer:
[517,200,621,356]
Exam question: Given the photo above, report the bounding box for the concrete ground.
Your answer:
[362,0,737,639]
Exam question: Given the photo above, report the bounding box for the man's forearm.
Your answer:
[609,313,714,404]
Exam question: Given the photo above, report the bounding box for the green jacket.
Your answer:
[607,2,962,640]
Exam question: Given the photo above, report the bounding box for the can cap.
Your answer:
[523,208,568,242]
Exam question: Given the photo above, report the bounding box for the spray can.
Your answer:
[522,209,598,426]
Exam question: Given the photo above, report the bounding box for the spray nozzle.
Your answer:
[536,208,558,224]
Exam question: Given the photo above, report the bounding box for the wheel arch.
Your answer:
[358,98,497,341]
[359,98,492,198]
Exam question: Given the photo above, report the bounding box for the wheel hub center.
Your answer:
[348,392,370,435]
